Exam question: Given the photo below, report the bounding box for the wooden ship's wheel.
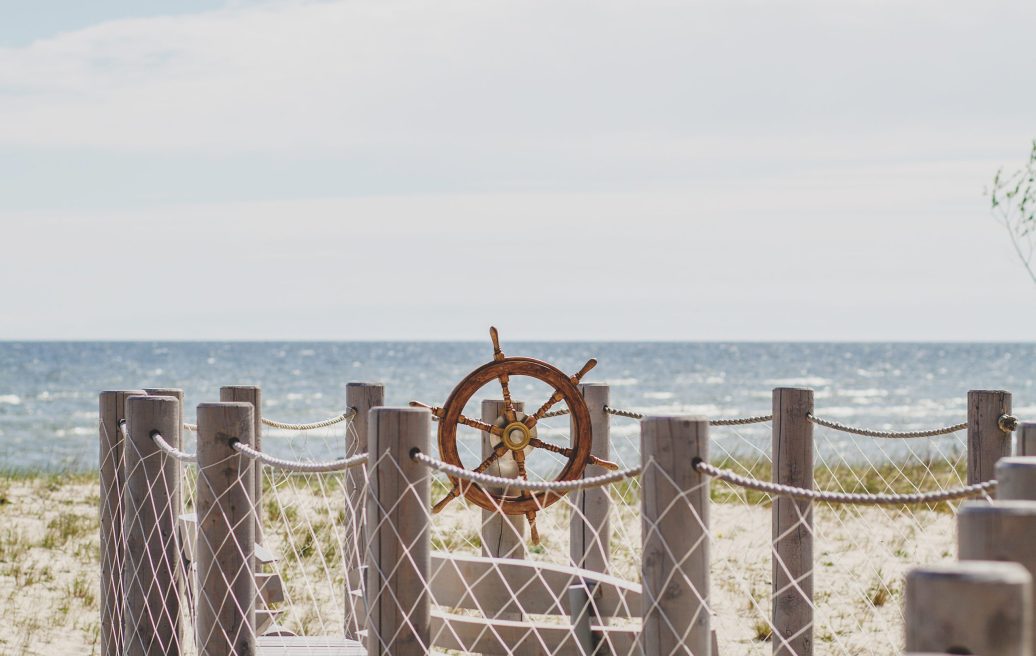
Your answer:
[411,327,618,544]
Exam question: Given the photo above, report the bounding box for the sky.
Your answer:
[2,0,1036,341]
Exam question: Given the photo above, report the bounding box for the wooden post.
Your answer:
[772,387,814,656]
[220,386,263,543]
[968,390,1013,485]
[99,388,146,656]
[365,407,431,656]
[641,416,710,656]
[481,399,525,559]
[998,457,1036,501]
[196,402,256,656]
[571,383,610,573]
[905,561,1032,656]
[1018,423,1036,457]
[959,500,1036,654]
[344,382,384,640]
[123,394,182,656]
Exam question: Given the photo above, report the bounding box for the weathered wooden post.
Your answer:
[481,399,526,559]
[123,394,182,656]
[365,407,431,656]
[99,388,146,656]
[905,561,1032,656]
[196,402,256,656]
[641,416,711,656]
[1018,423,1036,457]
[968,390,1013,484]
[571,383,610,573]
[959,500,1036,654]
[344,382,384,640]
[999,457,1036,501]
[772,387,813,656]
[220,385,263,542]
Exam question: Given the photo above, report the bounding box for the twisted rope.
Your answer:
[230,440,367,473]
[807,414,967,438]
[261,410,355,430]
[603,406,772,425]
[694,459,996,505]
[411,450,640,492]
[151,432,197,463]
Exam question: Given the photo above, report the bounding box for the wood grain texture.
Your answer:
[196,402,256,656]
[999,457,1036,501]
[220,386,264,543]
[641,415,710,656]
[1018,423,1036,458]
[430,610,636,655]
[343,382,383,640]
[124,395,183,656]
[365,407,431,656]
[99,389,146,656]
[906,561,1032,656]
[968,390,1012,485]
[571,383,611,574]
[772,387,814,656]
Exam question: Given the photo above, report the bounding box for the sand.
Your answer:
[0,471,959,656]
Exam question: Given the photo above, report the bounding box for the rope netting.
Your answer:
[109,390,1016,656]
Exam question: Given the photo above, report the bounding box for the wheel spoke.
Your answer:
[530,437,620,471]
[472,444,508,475]
[526,510,540,545]
[411,401,503,436]
[431,486,460,514]
[523,358,597,428]
[512,449,540,544]
[490,327,518,421]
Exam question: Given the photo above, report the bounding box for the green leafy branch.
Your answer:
[990,140,1036,285]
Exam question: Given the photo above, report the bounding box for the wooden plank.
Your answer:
[429,552,640,618]
[641,415,711,656]
[123,395,182,656]
[256,572,286,606]
[969,390,1013,484]
[366,407,432,656]
[430,610,637,655]
[256,636,365,655]
[99,389,146,656]
[344,382,383,640]
[196,402,256,656]
[772,387,813,656]
[571,383,611,574]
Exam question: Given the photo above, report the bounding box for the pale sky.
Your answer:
[2,0,1036,341]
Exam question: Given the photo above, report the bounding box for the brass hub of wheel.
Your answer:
[501,421,532,451]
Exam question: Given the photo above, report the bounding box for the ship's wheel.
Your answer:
[411,327,618,544]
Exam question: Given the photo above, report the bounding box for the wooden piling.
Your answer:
[123,394,182,656]
[959,500,1036,654]
[641,415,711,656]
[772,387,814,656]
[968,390,1013,485]
[365,407,431,656]
[571,383,611,573]
[99,389,146,656]
[905,561,1032,656]
[196,402,256,656]
[220,386,263,543]
[999,457,1036,501]
[481,399,526,559]
[344,382,383,640]
[1018,423,1036,457]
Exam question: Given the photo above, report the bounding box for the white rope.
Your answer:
[260,410,355,431]
[411,450,640,492]
[807,414,967,438]
[603,406,773,425]
[152,432,197,463]
[694,459,996,505]
[231,439,367,473]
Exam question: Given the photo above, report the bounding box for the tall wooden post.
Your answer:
[571,383,611,573]
[123,394,182,656]
[196,402,256,656]
[99,388,145,656]
[968,390,1013,484]
[999,457,1036,501]
[1018,423,1036,457]
[365,407,431,656]
[220,386,263,543]
[481,399,525,559]
[905,562,1032,656]
[344,382,383,640]
[641,416,711,656]
[772,387,814,656]
[959,500,1036,654]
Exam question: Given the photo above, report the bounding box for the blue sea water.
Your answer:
[0,341,1033,471]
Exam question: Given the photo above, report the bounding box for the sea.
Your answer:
[0,341,1033,471]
